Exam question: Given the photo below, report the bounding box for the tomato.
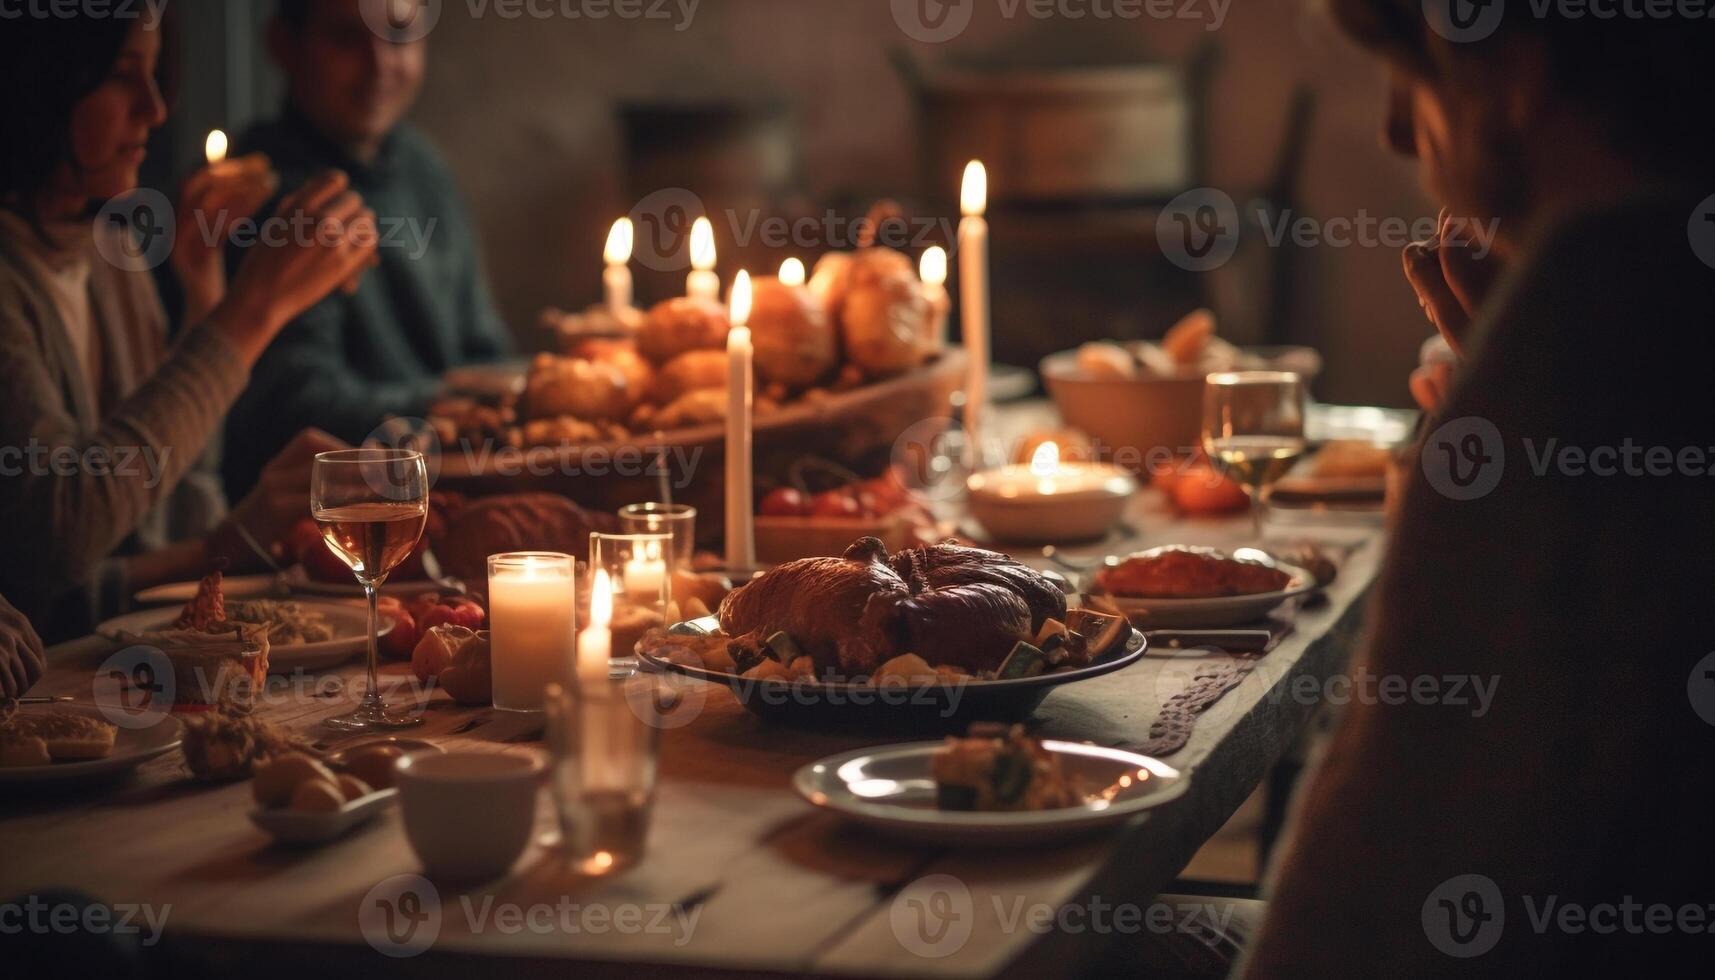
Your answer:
[759,487,812,517]
[810,490,863,519]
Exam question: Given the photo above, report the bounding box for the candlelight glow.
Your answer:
[961,160,988,217]
[604,218,634,264]
[730,269,753,327]
[690,217,716,272]
[779,257,806,287]
[1030,441,1061,478]
[205,129,228,165]
[920,245,948,287]
[589,568,612,629]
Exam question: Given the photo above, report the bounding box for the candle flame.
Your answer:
[920,245,948,287]
[1030,441,1061,478]
[690,217,716,272]
[604,217,633,264]
[779,257,806,287]
[589,568,612,628]
[730,269,753,327]
[961,160,988,217]
[205,129,228,165]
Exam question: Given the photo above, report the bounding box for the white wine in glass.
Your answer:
[1202,372,1307,540]
[311,449,429,732]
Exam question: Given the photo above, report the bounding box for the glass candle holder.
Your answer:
[616,503,696,572]
[487,552,576,711]
[589,532,672,673]
[545,680,660,875]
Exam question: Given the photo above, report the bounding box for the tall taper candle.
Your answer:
[603,218,634,315]
[725,271,756,570]
[959,161,990,466]
[687,217,720,303]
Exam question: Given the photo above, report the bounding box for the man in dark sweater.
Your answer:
[223,0,512,496]
[1242,5,1715,976]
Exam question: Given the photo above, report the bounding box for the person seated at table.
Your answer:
[0,593,45,699]
[221,0,515,498]
[1240,4,1715,975]
[0,11,379,638]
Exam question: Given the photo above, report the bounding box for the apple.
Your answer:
[759,487,812,517]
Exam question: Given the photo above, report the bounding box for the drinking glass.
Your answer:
[311,448,429,731]
[1201,372,1307,540]
[545,680,661,875]
[589,532,673,674]
[616,503,696,572]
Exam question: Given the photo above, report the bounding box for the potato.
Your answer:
[289,778,346,813]
[340,744,406,790]
[336,774,374,802]
[252,752,336,808]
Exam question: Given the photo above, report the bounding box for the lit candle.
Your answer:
[920,245,950,353]
[779,257,806,288]
[686,217,720,303]
[964,441,1139,543]
[959,161,991,466]
[725,271,756,571]
[488,553,576,711]
[623,541,667,605]
[205,129,228,166]
[577,568,614,694]
[603,218,634,316]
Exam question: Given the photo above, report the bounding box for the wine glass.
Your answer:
[1202,371,1307,540]
[311,448,429,731]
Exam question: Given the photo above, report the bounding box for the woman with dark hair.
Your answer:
[0,10,380,638]
[1238,3,1715,976]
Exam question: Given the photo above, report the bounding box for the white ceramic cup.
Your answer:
[396,751,546,880]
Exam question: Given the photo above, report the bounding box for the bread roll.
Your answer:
[653,349,729,403]
[841,271,931,376]
[522,354,635,421]
[748,277,836,389]
[638,297,730,363]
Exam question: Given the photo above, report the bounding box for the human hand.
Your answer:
[216,429,351,571]
[216,171,381,364]
[172,153,278,322]
[1401,208,1502,359]
[0,593,45,699]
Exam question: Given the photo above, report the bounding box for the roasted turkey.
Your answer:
[717,538,1065,675]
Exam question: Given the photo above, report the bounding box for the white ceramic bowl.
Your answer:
[396,751,545,880]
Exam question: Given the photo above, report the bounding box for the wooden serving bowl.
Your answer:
[436,349,969,546]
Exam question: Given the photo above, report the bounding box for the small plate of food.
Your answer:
[1084,546,1316,629]
[247,741,441,844]
[794,723,1187,845]
[99,569,385,672]
[637,537,1144,733]
[0,704,183,783]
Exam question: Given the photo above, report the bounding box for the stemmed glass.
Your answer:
[311,448,429,731]
[1202,372,1307,540]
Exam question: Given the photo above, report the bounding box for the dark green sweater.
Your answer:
[222,109,513,496]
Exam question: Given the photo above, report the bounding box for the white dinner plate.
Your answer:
[1083,547,1316,629]
[134,574,282,605]
[95,601,388,673]
[0,704,183,784]
[794,740,1187,846]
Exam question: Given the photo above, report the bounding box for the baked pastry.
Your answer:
[748,276,837,389]
[568,338,655,405]
[0,729,51,767]
[717,537,1065,675]
[432,493,616,584]
[523,353,637,421]
[0,710,118,762]
[652,349,729,403]
[180,704,315,781]
[841,269,932,377]
[637,297,730,364]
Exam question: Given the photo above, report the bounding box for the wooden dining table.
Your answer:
[1,416,1389,979]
